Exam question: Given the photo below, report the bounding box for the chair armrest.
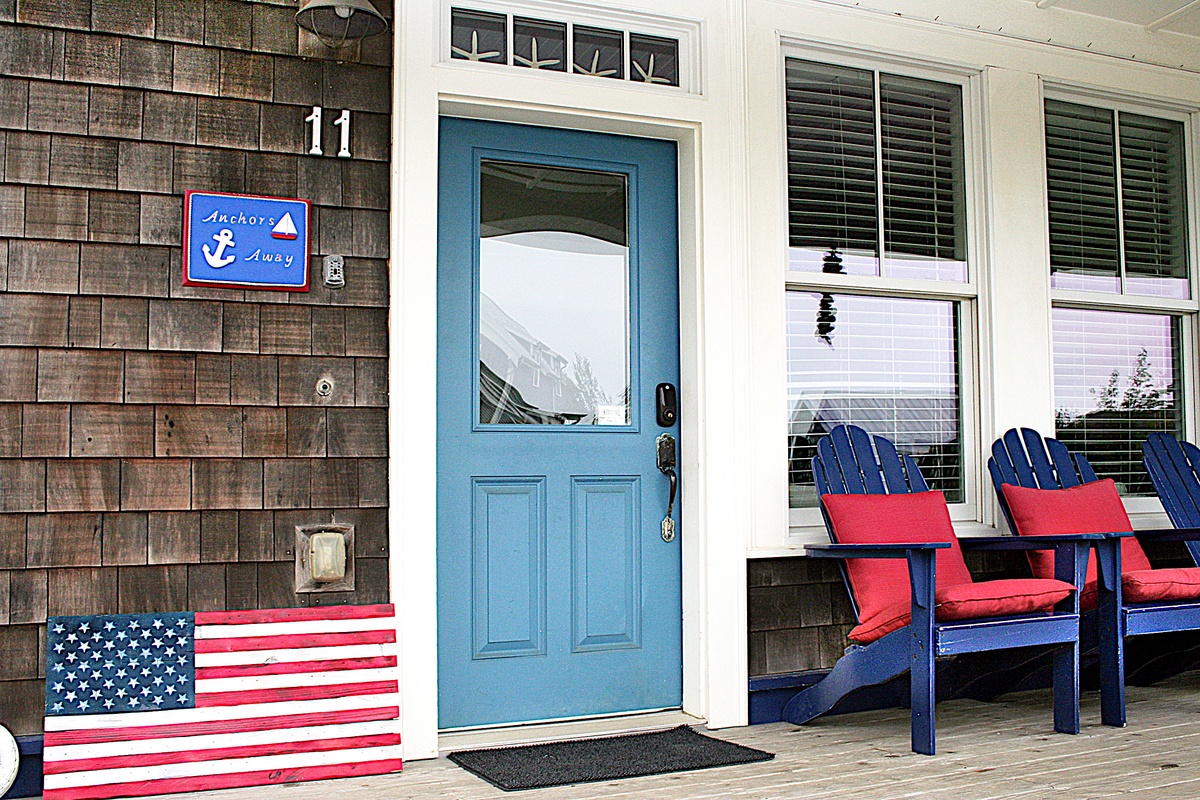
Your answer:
[961,533,1111,551]
[804,542,950,559]
[1132,527,1200,542]
[805,543,946,612]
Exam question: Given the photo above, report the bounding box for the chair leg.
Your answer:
[1052,640,1080,734]
[908,550,936,755]
[1095,539,1126,727]
[910,628,935,755]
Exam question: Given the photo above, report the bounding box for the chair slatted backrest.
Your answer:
[813,424,928,499]
[813,425,929,623]
[1143,432,1200,565]
[989,428,1099,534]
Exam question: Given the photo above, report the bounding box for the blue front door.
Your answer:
[436,118,682,729]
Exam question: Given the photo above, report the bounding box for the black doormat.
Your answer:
[447,724,774,791]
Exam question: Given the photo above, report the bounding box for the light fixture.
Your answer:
[295,0,388,48]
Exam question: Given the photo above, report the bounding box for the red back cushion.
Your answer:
[822,491,973,629]
[1000,479,1151,582]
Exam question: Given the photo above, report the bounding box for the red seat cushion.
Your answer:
[849,578,1076,643]
[1001,479,1152,592]
[1122,567,1200,604]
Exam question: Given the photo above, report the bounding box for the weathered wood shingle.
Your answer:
[117,141,173,194]
[155,0,205,45]
[71,404,154,457]
[0,77,29,130]
[26,512,103,567]
[4,131,50,184]
[242,407,286,457]
[101,512,148,565]
[146,511,200,564]
[119,38,173,91]
[67,295,101,347]
[124,351,196,404]
[148,299,224,352]
[196,96,260,150]
[157,406,243,458]
[62,32,121,86]
[92,0,155,38]
[17,0,90,29]
[0,293,68,347]
[20,403,68,457]
[81,243,171,297]
[45,459,120,512]
[192,458,263,509]
[25,186,88,240]
[120,458,191,510]
[38,349,124,403]
[27,81,88,135]
[88,86,144,139]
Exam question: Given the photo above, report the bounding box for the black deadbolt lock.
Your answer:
[655,383,678,427]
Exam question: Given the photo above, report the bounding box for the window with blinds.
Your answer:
[786,293,963,508]
[785,59,967,282]
[1045,99,1189,299]
[1052,308,1183,496]
[1047,97,1192,498]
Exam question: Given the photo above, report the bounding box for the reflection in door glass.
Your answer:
[478,160,630,425]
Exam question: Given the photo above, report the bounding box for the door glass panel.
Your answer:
[479,160,630,425]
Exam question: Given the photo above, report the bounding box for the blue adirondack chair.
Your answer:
[1143,432,1200,566]
[990,428,1200,727]
[783,425,1099,755]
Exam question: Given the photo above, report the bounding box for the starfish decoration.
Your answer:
[451,30,501,62]
[574,49,617,77]
[515,38,559,69]
[632,54,671,84]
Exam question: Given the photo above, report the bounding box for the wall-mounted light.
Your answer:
[295,0,389,48]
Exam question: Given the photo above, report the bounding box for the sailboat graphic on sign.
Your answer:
[271,213,298,240]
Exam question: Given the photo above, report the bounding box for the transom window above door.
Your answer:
[440,2,702,93]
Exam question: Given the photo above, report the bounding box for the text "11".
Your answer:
[305,106,352,158]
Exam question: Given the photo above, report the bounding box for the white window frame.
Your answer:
[1043,85,1200,516]
[779,43,986,532]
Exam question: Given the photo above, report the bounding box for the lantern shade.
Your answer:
[295,0,388,42]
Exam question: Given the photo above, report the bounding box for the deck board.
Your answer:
[144,673,1200,800]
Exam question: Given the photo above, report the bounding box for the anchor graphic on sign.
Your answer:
[202,229,237,268]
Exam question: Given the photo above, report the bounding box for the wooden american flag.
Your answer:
[42,604,401,800]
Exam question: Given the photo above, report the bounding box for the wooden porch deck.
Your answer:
[165,673,1200,800]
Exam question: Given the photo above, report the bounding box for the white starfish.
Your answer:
[515,38,559,69]
[633,54,671,84]
[575,49,617,77]
[451,30,501,62]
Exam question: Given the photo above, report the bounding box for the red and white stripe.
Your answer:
[42,604,402,800]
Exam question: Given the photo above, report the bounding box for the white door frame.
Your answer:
[389,93,752,758]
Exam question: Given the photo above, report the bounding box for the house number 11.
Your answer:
[305,106,352,158]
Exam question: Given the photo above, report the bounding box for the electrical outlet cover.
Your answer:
[295,523,355,593]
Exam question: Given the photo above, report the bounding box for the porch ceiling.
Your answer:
[805,0,1200,73]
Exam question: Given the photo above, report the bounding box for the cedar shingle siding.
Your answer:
[0,0,392,734]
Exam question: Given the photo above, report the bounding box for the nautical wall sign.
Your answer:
[183,191,311,291]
